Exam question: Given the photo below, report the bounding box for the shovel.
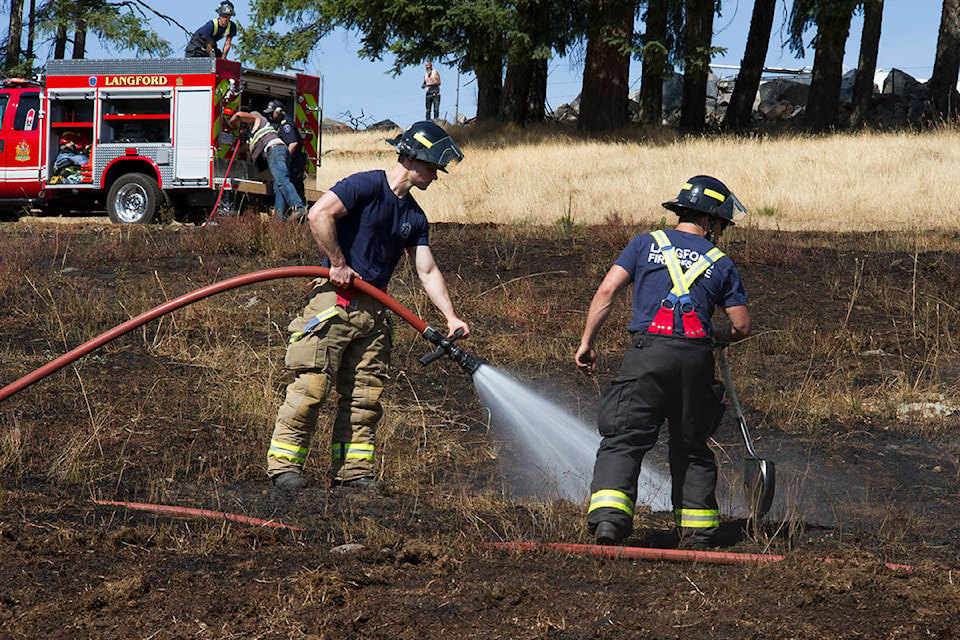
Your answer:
[715,347,776,520]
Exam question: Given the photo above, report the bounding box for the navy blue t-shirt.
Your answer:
[195,19,237,42]
[328,170,430,290]
[615,229,748,336]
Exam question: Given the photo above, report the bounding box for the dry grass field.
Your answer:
[316,125,960,231]
[2,128,960,638]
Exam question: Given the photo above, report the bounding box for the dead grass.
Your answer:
[313,126,960,231]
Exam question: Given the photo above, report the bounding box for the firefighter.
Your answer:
[266,121,470,490]
[185,1,237,59]
[228,106,306,221]
[266,99,306,204]
[575,175,752,548]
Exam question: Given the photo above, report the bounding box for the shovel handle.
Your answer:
[715,346,760,459]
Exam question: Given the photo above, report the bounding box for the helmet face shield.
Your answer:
[392,122,464,172]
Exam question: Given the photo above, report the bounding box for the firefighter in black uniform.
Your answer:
[266,99,306,204]
[185,1,238,59]
[575,175,752,548]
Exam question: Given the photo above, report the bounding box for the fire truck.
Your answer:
[0,57,321,223]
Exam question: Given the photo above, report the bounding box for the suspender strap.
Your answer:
[647,230,725,338]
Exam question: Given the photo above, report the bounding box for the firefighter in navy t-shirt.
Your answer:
[185,1,238,59]
[266,122,470,491]
[575,176,752,549]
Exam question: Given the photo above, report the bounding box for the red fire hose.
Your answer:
[0,267,434,403]
[487,541,913,571]
[93,499,303,531]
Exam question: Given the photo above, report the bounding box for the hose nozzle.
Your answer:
[419,327,482,375]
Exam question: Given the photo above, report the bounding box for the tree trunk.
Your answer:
[849,0,883,129]
[723,0,777,131]
[500,58,535,124]
[579,0,634,132]
[680,0,715,133]
[5,0,24,72]
[928,0,960,121]
[527,58,548,123]
[804,6,853,132]
[638,0,669,126]
[72,21,88,59]
[26,0,36,60]
[54,23,68,59]
[474,56,504,122]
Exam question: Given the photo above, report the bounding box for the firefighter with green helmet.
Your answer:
[267,121,469,490]
[575,175,752,548]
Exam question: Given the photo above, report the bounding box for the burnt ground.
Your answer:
[1,217,959,639]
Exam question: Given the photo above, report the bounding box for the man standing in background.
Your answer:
[422,60,441,120]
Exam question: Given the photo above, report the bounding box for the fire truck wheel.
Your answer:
[107,173,162,224]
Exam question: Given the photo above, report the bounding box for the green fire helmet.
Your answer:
[217,1,235,16]
[388,121,464,172]
[662,175,747,224]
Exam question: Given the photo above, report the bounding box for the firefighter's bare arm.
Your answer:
[715,305,751,343]
[410,244,469,338]
[576,265,631,373]
[228,110,259,129]
[222,36,232,59]
[306,190,355,288]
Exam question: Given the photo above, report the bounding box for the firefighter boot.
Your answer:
[273,471,308,490]
[595,521,622,546]
[333,476,382,490]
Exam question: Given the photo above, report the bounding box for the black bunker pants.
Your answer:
[587,333,725,543]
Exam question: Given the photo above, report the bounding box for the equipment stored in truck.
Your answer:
[0,57,321,223]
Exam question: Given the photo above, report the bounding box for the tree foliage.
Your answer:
[28,0,175,61]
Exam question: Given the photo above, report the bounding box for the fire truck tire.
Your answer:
[107,173,162,224]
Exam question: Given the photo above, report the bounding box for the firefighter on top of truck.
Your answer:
[185,1,237,59]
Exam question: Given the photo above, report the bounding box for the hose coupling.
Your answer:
[419,326,482,375]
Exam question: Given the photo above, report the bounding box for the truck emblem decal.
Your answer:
[15,140,31,162]
[177,77,184,86]
[88,76,97,87]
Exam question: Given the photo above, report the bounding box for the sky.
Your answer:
[11,1,946,129]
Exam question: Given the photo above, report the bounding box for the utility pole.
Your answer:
[455,57,461,123]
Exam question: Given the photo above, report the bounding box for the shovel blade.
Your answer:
[743,458,776,519]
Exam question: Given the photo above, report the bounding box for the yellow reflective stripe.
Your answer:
[269,439,308,463]
[588,489,634,517]
[412,132,434,148]
[679,247,726,290]
[681,182,692,191]
[703,188,726,203]
[331,443,375,461]
[651,230,726,296]
[652,230,689,296]
[249,123,273,148]
[674,508,719,529]
[288,306,339,343]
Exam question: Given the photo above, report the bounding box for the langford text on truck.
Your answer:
[0,58,320,224]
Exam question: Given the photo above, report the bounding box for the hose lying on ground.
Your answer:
[93,499,303,531]
[487,541,913,571]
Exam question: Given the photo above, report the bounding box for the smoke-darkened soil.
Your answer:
[1,217,958,639]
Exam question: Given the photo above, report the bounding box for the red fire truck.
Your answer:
[0,57,321,223]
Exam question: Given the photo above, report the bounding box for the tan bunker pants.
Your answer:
[267,281,392,483]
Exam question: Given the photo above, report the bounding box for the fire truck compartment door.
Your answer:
[174,88,213,180]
